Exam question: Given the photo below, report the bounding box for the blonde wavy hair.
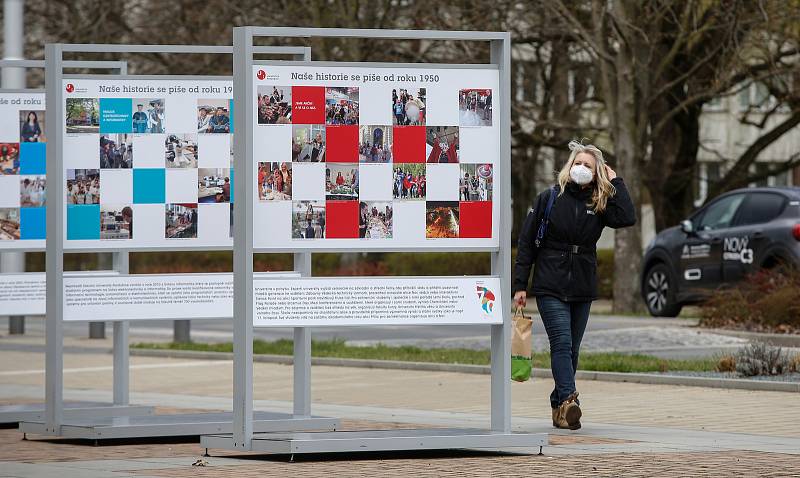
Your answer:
[556,140,616,213]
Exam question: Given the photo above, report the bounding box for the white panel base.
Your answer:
[0,403,153,424]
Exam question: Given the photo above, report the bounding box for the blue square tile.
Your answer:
[99,98,133,134]
[229,168,234,204]
[133,168,166,204]
[67,204,100,240]
[229,99,234,133]
[20,207,46,240]
[19,143,46,175]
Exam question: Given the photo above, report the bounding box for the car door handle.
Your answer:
[752,231,764,238]
[710,237,722,244]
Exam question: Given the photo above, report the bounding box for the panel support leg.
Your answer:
[293,252,312,418]
[112,252,130,406]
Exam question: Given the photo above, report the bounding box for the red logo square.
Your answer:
[459,201,493,238]
[325,200,359,238]
[325,125,359,163]
[392,126,426,163]
[292,86,325,124]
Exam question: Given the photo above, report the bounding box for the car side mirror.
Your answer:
[680,219,695,235]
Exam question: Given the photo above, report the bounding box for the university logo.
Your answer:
[476,285,496,314]
[256,70,266,80]
[65,83,75,93]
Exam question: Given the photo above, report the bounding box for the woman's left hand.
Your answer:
[605,164,617,180]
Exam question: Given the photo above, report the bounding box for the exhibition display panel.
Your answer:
[0,58,154,425]
[201,27,547,456]
[18,44,339,439]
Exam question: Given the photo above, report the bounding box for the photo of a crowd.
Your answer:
[165,203,197,239]
[165,134,198,168]
[359,201,392,239]
[100,134,132,169]
[132,99,165,133]
[292,200,326,239]
[257,86,291,124]
[426,126,459,163]
[292,124,326,162]
[19,110,45,142]
[198,168,231,203]
[65,169,100,205]
[20,176,46,207]
[459,89,492,127]
[359,125,392,163]
[393,163,425,200]
[258,161,292,200]
[0,208,20,240]
[326,163,358,200]
[392,87,426,125]
[426,201,459,238]
[65,98,99,134]
[197,99,231,133]
[460,164,493,201]
[0,143,19,175]
[100,205,133,240]
[325,87,359,125]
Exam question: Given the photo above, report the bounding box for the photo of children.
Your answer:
[292,200,326,239]
[0,208,20,240]
[65,169,100,205]
[359,201,393,239]
[165,134,198,168]
[19,110,45,143]
[426,201,459,238]
[292,124,326,162]
[257,162,292,200]
[0,143,19,175]
[326,163,358,200]
[325,87,359,125]
[165,203,197,239]
[257,86,291,124]
[392,163,426,200]
[392,87,426,126]
[198,168,231,203]
[132,99,165,133]
[426,126,459,163]
[359,125,392,163]
[65,98,99,133]
[20,176,46,207]
[197,99,231,133]
[100,134,132,169]
[100,205,133,240]
[459,89,492,126]
[460,164,493,201]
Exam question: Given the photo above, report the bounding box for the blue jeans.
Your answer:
[536,295,591,409]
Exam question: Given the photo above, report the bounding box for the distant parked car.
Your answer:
[641,187,800,317]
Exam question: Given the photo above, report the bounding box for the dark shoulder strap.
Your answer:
[535,186,558,247]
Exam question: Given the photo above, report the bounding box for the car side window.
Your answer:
[697,194,745,231]
[734,193,786,226]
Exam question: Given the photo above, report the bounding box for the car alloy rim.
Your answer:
[646,271,668,312]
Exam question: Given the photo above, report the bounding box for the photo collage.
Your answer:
[64,92,233,243]
[256,85,493,240]
[0,98,47,242]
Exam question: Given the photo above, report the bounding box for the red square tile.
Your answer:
[325,200,359,238]
[326,125,358,163]
[459,201,493,238]
[392,126,426,163]
[292,86,325,124]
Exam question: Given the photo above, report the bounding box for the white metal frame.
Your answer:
[18,44,338,439]
[201,26,546,456]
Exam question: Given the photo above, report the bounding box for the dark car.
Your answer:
[641,186,800,317]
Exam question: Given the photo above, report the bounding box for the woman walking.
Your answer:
[513,140,636,430]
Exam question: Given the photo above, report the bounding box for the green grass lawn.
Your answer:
[132,339,716,374]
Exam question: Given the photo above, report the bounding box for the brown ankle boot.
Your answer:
[557,392,582,430]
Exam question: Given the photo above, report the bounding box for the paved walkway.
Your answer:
[1,341,800,476]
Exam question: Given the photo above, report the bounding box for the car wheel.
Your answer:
[644,263,682,317]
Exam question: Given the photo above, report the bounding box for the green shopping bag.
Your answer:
[511,306,532,382]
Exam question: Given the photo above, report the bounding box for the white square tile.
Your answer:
[165,168,198,203]
[198,203,231,243]
[198,134,231,168]
[133,134,167,168]
[459,127,498,164]
[0,176,20,207]
[130,204,165,242]
[99,169,133,205]
[253,200,292,248]
[358,163,392,201]
[425,163,460,201]
[290,162,325,201]
[393,200,425,243]
[63,134,100,169]
[253,124,291,164]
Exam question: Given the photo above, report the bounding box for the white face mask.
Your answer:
[570,164,593,185]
